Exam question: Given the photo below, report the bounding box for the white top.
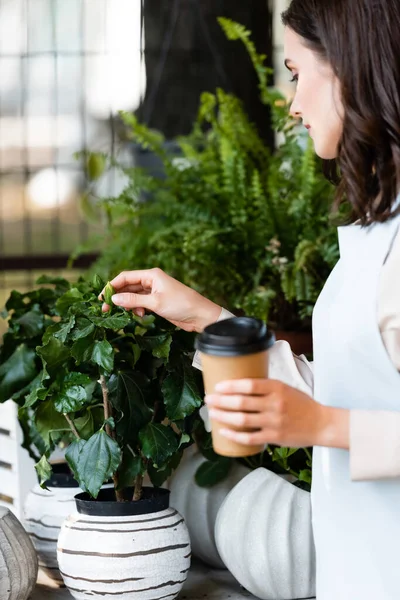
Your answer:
[310,202,400,599]
[193,225,400,482]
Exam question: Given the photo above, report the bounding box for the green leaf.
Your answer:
[87,153,107,181]
[18,410,46,461]
[135,326,147,337]
[4,290,25,311]
[273,447,299,461]
[152,335,172,359]
[43,316,75,344]
[15,306,44,338]
[64,372,92,387]
[147,450,184,487]
[163,363,202,421]
[195,457,233,487]
[92,274,105,292]
[109,372,153,444]
[35,399,70,447]
[178,433,191,448]
[74,430,121,498]
[0,345,37,403]
[298,469,312,484]
[91,340,114,372]
[56,288,84,315]
[117,448,144,490]
[37,338,70,377]
[139,423,179,466]
[71,337,113,372]
[71,335,95,363]
[35,455,53,488]
[53,385,87,413]
[137,333,172,359]
[65,439,87,491]
[71,318,95,341]
[74,411,94,440]
[11,371,43,405]
[36,275,70,293]
[131,343,141,366]
[21,379,49,410]
[90,313,131,330]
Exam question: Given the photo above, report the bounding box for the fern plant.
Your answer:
[77,19,339,333]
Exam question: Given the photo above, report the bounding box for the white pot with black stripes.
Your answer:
[23,463,84,584]
[57,486,191,600]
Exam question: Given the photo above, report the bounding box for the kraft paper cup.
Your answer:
[195,317,275,457]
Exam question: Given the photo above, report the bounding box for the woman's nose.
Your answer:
[289,93,302,119]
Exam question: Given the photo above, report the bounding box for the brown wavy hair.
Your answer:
[282,0,400,225]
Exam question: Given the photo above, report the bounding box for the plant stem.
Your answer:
[133,474,143,501]
[304,447,312,462]
[100,374,124,503]
[64,414,81,440]
[100,374,112,436]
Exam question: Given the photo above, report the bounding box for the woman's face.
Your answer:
[284,27,344,159]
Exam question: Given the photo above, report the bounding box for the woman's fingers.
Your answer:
[110,269,158,291]
[215,378,283,396]
[208,407,275,429]
[218,428,274,446]
[205,394,267,412]
[111,291,156,311]
[115,285,153,295]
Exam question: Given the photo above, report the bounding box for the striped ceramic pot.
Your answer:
[23,464,83,584]
[0,506,38,600]
[57,486,191,600]
[215,468,316,600]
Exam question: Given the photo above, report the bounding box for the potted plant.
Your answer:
[185,422,315,599]
[214,466,316,600]
[67,22,322,578]
[0,275,204,599]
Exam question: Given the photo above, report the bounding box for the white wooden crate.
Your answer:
[0,400,37,519]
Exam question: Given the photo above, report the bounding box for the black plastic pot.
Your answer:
[74,486,170,517]
[45,462,79,488]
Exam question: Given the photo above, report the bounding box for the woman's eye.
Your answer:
[290,74,299,83]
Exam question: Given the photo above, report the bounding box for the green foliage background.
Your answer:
[77,18,339,331]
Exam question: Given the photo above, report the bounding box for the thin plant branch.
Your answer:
[64,414,81,440]
[100,373,124,502]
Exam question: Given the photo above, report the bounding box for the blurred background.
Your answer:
[0,0,289,324]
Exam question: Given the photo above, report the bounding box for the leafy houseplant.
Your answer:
[0,275,204,501]
[75,18,339,335]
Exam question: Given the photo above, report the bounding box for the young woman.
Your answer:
[101,1,400,597]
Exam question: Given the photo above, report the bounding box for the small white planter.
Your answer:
[0,506,38,600]
[215,468,316,600]
[169,446,249,568]
[57,486,191,600]
[24,466,83,583]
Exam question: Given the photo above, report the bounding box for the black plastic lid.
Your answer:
[74,487,170,516]
[195,317,275,357]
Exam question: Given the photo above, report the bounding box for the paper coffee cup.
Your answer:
[195,317,275,457]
